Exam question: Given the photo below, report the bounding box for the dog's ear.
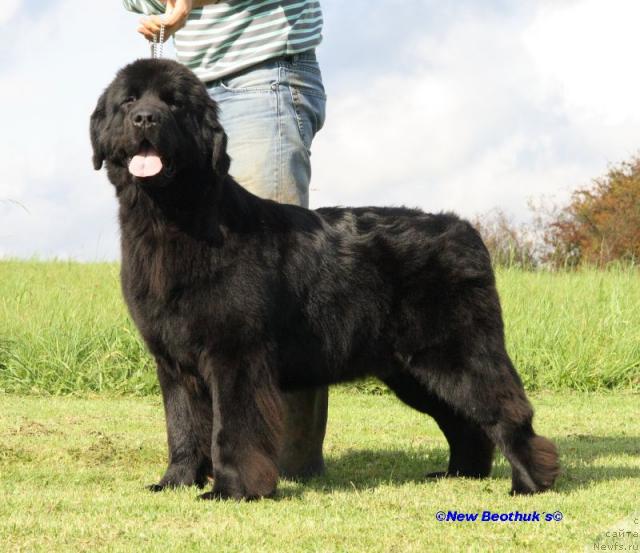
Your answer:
[90,91,107,170]
[203,96,231,178]
[212,126,230,178]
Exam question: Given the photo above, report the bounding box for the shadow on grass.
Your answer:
[553,434,640,492]
[277,448,446,499]
[277,434,640,498]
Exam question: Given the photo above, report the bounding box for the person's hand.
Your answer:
[137,0,193,42]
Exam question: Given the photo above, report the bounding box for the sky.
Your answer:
[1,0,640,260]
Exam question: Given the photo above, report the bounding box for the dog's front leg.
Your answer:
[199,353,283,500]
[149,355,213,491]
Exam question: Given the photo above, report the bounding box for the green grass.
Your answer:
[1,261,638,550]
[1,389,638,552]
[1,260,639,394]
[0,261,155,395]
[498,265,640,390]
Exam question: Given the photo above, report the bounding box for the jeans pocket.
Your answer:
[283,58,327,150]
[289,83,327,152]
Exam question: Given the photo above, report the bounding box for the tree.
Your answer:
[543,156,640,267]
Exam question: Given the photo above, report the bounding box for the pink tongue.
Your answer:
[128,145,163,177]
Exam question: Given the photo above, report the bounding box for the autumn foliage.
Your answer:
[474,155,640,269]
[543,156,640,267]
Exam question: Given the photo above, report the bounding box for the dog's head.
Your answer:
[90,59,230,187]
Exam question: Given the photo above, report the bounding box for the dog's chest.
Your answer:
[132,293,202,358]
[121,253,268,368]
[121,258,209,357]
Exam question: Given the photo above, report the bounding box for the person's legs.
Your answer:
[207,52,328,478]
[209,52,325,206]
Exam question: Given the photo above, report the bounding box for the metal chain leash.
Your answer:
[151,24,166,59]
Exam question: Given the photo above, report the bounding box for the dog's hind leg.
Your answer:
[382,372,494,479]
[407,349,559,494]
[279,388,328,479]
[149,355,213,491]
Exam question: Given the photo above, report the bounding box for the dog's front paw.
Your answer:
[197,477,274,501]
[146,479,196,492]
[197,489,267,501]
[197,490,229,501]
[146,482,173,492]
[147,461,212,492]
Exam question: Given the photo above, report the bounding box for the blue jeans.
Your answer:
[207,51,326,208]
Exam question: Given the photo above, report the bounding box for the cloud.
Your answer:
[0,0,21,26]
[523,0,640,126]
[1,0,639,260]
[310,2,640,221]
[0,0,151,260]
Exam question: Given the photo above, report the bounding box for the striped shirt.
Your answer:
[122,0,323,82]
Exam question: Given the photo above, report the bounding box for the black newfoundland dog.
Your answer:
[90,59,559,500]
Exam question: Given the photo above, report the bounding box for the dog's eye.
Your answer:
[161,94,183,110]
[121,96,136,107]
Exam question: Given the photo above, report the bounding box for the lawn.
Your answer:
[1,390,639,552]
[1,261,639,551]
[1,261,639,394]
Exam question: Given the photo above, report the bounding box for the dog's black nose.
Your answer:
[131,109,158,128]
